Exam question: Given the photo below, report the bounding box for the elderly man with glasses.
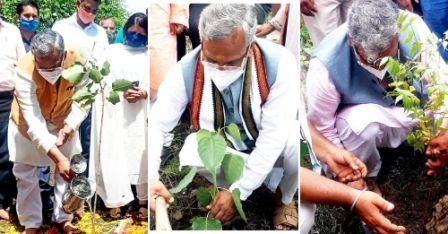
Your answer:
[10,29,89,234]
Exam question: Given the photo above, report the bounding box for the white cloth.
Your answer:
[0,20,26,91]
[270,3,299,61]
[89,44,148,208]
[299,202,316,234]
[149,46,299,201]
[178,127,299,204]
[52,14,108,60]
[13,162,70,229]
[8,67,87,166]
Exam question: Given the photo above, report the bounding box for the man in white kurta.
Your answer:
[9,29,88,233]
[150,4,299,229]
[307,0,448,189]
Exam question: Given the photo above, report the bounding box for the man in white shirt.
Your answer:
[52,0,108,179]
[0,13,26,221]
[149,4,299,230]
[10,29,88,233]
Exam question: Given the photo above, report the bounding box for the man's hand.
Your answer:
[56,125,74,147]
[425,130,448,175]
[150,179,174,212]
[354,191,406,234]
[56,158,75,182]
[207,190,236,223]
[170,23,186,35]
[324,148,367,183]
[397,0,418,12]
[124,87,148,103]
[256,23,275,37]
[301,0,317,16]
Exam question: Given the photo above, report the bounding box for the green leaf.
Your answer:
[221,154,244,185]
[72,87,94,102]
[232,189,247,222]
[191,217,222,230]
[89,69,103,83]
[226,123,241,142]
[101,61,111,76]
[106,90,120,105]
[169,167,197,194]
[196,187,213,207]
[112,79,133,92]
[197,130,227,177]
[62,64,85,83]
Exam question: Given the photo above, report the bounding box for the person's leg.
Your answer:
[136,183,148,220]
[278,130,299,205]
[302,0,344,46]
[13,163,42,229]
[420,0,448,62]
[79,110,91,177]
[299,203,316,234]
[52,169,76,232]
[0,91,14,219]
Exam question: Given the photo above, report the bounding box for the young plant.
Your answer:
[168,123,247,230]
[384,11,448,153]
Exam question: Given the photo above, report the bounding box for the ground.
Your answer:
[0,210,147,233]
[149,121,298,231]
[311,145,448,234]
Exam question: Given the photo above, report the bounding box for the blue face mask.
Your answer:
[125,31,147,47]
[19,18,39,33]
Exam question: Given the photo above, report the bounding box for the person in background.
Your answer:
[52,0,108,182]
[0,0,26,221]
[301,0,353,47]
[99,16,117,44]
[149,3,188,101]
[16,0,39,52]
[90,12,148,220]
[397,0,448,62]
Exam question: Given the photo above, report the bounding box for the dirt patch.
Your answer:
[312,145,448,233]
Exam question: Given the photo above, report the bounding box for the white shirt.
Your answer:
[149,48,299,198]
[52,14,108,60]
[0,20,26,91]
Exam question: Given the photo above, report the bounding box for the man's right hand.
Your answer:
[354,191,406,234]
[57,158,74,182]
[301,0,317,16]
[150,179,174,212]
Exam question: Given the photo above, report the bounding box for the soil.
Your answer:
[312,145,448,234]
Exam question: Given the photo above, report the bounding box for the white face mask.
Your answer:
[202,46,250,91]
[38,67,64,84]
[353,48,388,80]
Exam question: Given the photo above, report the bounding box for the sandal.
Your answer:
[110,207,121,219]
[273,190,298,230]
[132,202,148,222]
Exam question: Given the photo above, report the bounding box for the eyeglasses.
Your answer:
[81,4,99,15]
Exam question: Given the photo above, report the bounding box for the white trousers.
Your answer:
[299,202,316,234]
[302,0,353,46]
[13,162,70,229]
[179,131,298,205]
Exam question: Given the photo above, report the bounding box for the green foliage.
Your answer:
[168,167,197,194]
[111,79,133,92]
[190,217,222,230]
[387,11,448,152]
[1,0,128,29]
[171,125,248,229]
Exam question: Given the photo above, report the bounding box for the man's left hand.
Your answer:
[207,190,236,223]
[124,87,148,103]
[170,23,186,35]
[325,149,368,183]
[56,125,74,147]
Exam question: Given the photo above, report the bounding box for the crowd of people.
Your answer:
[0,0,148,233]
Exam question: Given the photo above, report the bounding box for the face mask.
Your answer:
[106,31,116,44]
[19,18,39,33]
[38,67,64,84]
[353,48,388,80]
[125,31,147,47]
[78,7,95,25]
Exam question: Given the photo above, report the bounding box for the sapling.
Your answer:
[167,123,247,230]
[384,11,448,153]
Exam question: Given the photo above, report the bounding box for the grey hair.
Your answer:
[348,0,399,63]
[199,4,257,46]
[30,29,65,59]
